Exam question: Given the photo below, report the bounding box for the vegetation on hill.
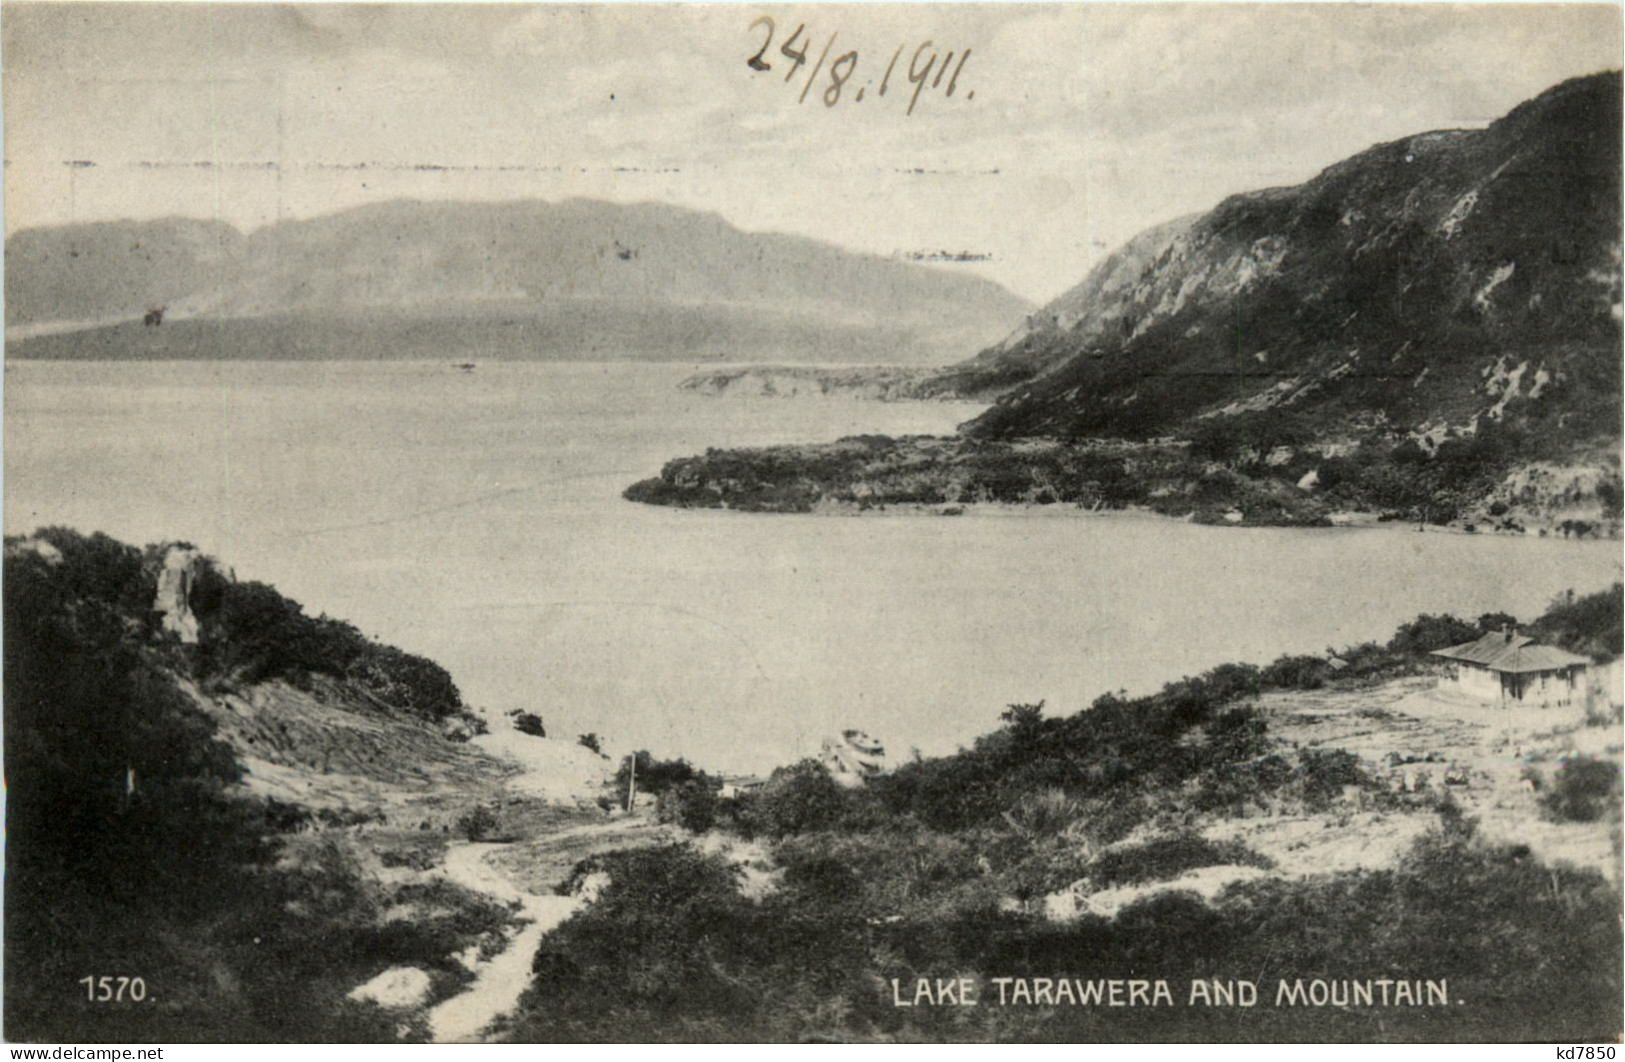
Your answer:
[4,217,242,330]
[506,588,1623,1042]
[8,529,1618,1041]
[4,529,498,1041]
[511,817,1618,1042]
[1530,585,1625,661]
[13,526,471,726]
[625,426,1621,531]
[965,73,1622,445]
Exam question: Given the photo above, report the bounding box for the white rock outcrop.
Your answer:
[153,546,203,644]
[819,729,889,789]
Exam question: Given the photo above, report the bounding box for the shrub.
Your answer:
[577,733,604,755]
[737,760,854,838]
[1261,654,1329,690]
[1541,757,1621,824]
[456,804,499,841]
[658,779,720,833]
[1530,585,1623,662]
[507,818,1623,1042]
[1000,788,1088,842]
[4,533,463,1042]
[1087,833,1274,888]
[1386,613,1480,655]
[193,569,465,723]
[513,712,546,738]
[28,526,155,615]
[1292,748,1370,806]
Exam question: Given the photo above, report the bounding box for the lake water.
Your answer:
[6,360,1621,774]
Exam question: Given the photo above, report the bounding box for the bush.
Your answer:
[513,712,546,738]
[194,568,465,723]
[577,733,604,755]
[1182,409,1314,463]
[1293,748,1369,805]
[27,527,156,616]
[736,760,855,838]
[4,533,464,1042]
[658,779,720,833]
[1541,757,1621,823]
[456,804,499,841]
[1530,585,1623,662]
[506,820,1622,1042]
[1087,834,1273,888]
[1000,788,1087,842]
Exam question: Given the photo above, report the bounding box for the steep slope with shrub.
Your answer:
[2,528,517,1041]
[971,72,1621,444]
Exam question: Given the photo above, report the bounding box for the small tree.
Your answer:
[577,732,604,755]
[1387,613,1479,655]
[614,751,697,796]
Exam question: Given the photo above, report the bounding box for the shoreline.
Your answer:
[623,430,1623,539]
[651,494,1623,540]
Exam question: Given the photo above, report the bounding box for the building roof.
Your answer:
[1431,630,1591,673]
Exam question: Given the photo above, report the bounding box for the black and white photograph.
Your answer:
[3,0,1623,1045]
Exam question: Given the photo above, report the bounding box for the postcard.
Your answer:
[4,1,1621,1045]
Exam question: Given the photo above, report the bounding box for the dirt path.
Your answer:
[425,818,673,1043]
[427,842,580,1043]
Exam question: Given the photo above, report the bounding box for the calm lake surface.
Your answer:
[7,360,1621,773]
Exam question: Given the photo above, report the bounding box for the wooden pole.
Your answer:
[625,753,637,813]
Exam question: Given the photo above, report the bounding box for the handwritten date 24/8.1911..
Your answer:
[746,17,972,115]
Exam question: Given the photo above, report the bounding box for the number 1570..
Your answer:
[80,975,148,1002]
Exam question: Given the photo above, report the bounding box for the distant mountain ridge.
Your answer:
[6,199,1030,364]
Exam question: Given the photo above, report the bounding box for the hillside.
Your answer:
[504,588,1623,1042]
[2,527,620,1042]
[968,71,1621,441]
[5,200,1029,364]
[634,73,1624,529]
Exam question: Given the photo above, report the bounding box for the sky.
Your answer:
[4,2,1621,303]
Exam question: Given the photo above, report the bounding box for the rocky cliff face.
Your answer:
[963,72,1621,449]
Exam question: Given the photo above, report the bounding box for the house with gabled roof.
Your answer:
[1430,626,1590,708]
